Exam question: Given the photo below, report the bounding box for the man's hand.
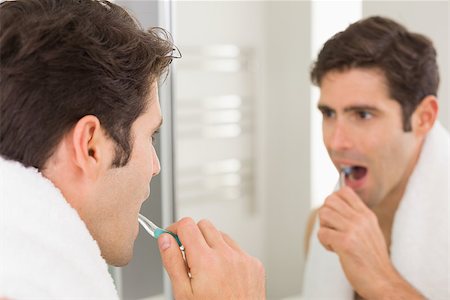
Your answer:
[158,218,266,300]
[317,187,423,299]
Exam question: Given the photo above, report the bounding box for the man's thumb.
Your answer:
[158,234,191,298]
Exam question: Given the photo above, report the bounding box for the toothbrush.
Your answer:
[138,213,184,250]
[339,167,353,188]
[138,213,190,277]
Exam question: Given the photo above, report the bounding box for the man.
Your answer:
[0,0,265,299]
[303,16,449,299]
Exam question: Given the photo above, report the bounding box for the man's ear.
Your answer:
[71,115,113,180]
[411,95,439,137]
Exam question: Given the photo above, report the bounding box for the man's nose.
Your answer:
[152,149,161,177]
[327,122,353,151]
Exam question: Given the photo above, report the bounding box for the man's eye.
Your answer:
[321,109,335,118]
[357,111,373,120]
[151,130,160,144]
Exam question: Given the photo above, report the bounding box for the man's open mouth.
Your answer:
[348,166,367,180]
[343,165,368,189]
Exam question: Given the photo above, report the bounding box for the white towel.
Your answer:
[0,156,119,299]
[302,122,450,300]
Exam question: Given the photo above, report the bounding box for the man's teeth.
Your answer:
[342,166,353,176]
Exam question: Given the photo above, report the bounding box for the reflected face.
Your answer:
[318,68,419,207]
[89,84,162,266]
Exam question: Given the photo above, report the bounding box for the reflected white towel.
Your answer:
[302,122,450,300]
[0,157,119,299]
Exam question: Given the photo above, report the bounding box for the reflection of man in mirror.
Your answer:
[303,16,449,300]
[0,0,265,298]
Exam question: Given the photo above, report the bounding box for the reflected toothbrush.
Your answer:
[339,166,353,188]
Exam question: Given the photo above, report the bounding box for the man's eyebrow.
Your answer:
[317,104,334,112]
[317,104,381,114]
[343,105,380,113]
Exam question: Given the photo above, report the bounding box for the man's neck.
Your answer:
[372,139,425,248]
[372,187,404,248]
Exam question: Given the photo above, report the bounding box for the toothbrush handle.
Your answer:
[155,228,190,277]
[154,228,183,248]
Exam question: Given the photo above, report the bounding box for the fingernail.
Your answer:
[158,234,171,251]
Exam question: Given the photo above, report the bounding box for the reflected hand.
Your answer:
[317,187,422,299]
[158,218,266,300]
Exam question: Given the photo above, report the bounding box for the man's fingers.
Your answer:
[318,206,349,231]
[317,226,344,252]
[158,234,192,299]
[221,231,243,252]
[323,193,355,219]
[167,217,210,255]
[197,219,225,248]
[338,186,368,212]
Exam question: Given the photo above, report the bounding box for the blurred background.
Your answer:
[111,1,449,299]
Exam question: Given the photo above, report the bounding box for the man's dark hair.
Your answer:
[311,16,439,131]
[0,0,174,169]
